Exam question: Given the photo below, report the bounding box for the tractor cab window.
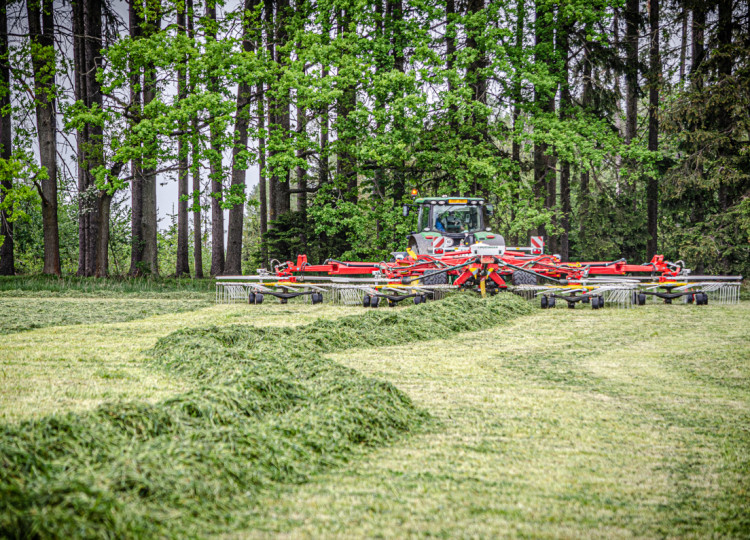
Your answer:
[434,205,482,233]
[417,205,431,231]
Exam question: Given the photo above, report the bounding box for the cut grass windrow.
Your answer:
[0,293,532,538]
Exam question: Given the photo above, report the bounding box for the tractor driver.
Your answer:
[435,215,446,232]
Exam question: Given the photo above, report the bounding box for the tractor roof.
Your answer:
[414,196,485,204]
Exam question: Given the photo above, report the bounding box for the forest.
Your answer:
[0,0,748,278]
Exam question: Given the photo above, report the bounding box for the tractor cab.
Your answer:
[403,196,505,256]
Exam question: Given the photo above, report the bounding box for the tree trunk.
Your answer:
[28,0,60,275]
[579,34,592,256]
[387,0,405,201]
[0,0,13,275]
[624,0,639,145]
[559,21,571,262]
[646,0,659,259]
[86,0,112,278]
[295,100,307,249]
[187,0,203,278]
[690,4,705,81]
[679,1,688,83]
[716,0,733,212]
[95,192,112,277]
[533,1,554,239]
[141,7,160,275]
[509,0,524,245]
[336,7,357,203]
[72,0,90,275]
[265,0,277,223]
[225,0,257,275]
[267,0,291,218]
[128,0,144,276]
[176,3,190,276]
[206,1,224,276]
[258,82,268,267]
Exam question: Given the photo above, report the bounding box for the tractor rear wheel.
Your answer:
[421,271,448,286]
[512,270,538,286]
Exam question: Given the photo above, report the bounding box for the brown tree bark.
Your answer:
[509,0,524,246]
[72,0,90,275]
[624,0,639,145]
[140,6,160,275]
[258,82,268,267]
[533,1,554,239]
[187,0,203,278]
[295,1,309,231]
[265,0,277,225]
[579,34,592,253]
[206,0,224,275]
[176,2,190,276]
[27,0,60,275]
[128,0,145,276]
[646,0,659,259]
[690,3,705,80]
[386,0,405,201]
[225,0,257,275]
[716,0,733,212]
[558,21,571,262]
[679,1,688,83]
[267,0,291,217]
[336,7,357,203]
[0,0,12,275]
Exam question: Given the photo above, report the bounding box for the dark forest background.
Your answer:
[0,0,748,278]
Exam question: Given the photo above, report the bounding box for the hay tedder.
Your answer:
[217,195,743,309]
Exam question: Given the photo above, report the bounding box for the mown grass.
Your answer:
[236,302,750,538]
[0,293,532,538]
[0,297,211,334]
[0,274,214,298]
[0,302,362,422]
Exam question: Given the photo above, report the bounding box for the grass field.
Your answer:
[1,286,748,538]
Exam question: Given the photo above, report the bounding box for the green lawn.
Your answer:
[237,302,750,538]
[1,292,748,537]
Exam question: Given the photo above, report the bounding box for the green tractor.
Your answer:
[402,195,505,256]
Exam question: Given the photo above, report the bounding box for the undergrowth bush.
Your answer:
[0,293,531,538]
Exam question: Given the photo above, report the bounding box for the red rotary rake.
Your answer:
[216,240,742,309]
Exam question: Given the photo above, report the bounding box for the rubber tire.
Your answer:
[363,294,371,307]
[699,292,708,305]
[548,296,556,308]
[592,297,599,310]
[597,296,605,309]
[414,295,422,305]
[407,235,431,256]
[687,293,695,304]
[541,296,548,309]
[512,270,538,286]
[370,296,380,308]
[248,292,256,304]
[312,293,323,304]
[638,293,646,306]
[254,293,264,305]
[421,271,448,286]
